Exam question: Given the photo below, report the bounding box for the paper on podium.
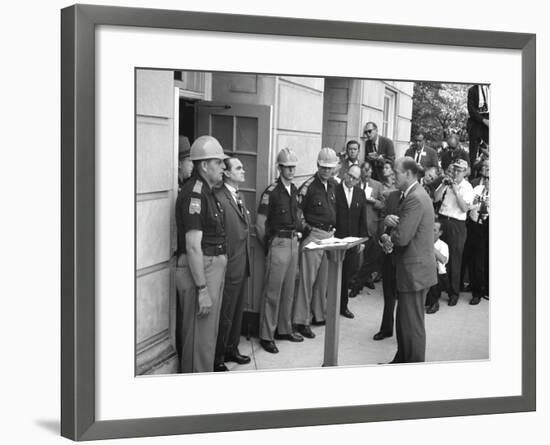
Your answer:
[304,236,365,250]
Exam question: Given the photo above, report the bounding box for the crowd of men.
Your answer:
[174,84,490,371]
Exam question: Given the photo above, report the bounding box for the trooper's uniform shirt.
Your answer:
[176,173,226,256]
[258,178,300,239]
[298,174,337,230]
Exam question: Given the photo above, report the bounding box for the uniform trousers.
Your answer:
[176,253,227,373]
[215,256,248,365]
[259,236,299,341]
[440,217,467,298]
[392,288,429,363]
[379,254,397,336]
[293,227,332,325]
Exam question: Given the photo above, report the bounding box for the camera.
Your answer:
[443,177,454,186]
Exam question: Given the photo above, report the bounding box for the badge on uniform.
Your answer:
[261,193,269,205]
[189,197,201,215]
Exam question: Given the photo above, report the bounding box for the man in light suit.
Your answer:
[381,157,437,363]
[213,157,252,371]
[334,165,368,318]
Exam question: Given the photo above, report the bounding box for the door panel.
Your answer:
[196,102,271,313]
[135,69,178,375]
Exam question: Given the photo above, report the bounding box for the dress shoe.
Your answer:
[214,363,229,372]
[348,288,359,298]
[448,295,459,306]
[225,351,251,364]
[295,324,315,339]
[469,296,481,305]
[274,332,304,342]
[311,318,326,326]
[373,331,392,341]
[426,302,440,314]
[340,308,355,319]
[259,339,279,354]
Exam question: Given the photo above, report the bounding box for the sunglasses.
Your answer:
[364,129,374,134]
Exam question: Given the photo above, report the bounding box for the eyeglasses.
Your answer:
[346,174,361,181]
[364,129,374,134]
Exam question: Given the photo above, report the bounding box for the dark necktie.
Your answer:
[399,192,405,204]
[236,191,245,216]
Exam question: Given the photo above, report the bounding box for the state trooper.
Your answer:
[175,135,229,373]
[293,147,338,339]
[256,148,304,354]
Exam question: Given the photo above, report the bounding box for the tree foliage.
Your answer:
[411,82,470,146]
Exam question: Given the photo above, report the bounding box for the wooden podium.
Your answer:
[304,237,368,367]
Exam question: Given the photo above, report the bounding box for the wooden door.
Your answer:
[135,69,179,375]
[196,102,271,316]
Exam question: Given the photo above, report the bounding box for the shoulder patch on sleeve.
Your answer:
[189,197,201,215]
[267,183,276,192]
[261,193,270,205]
[192,180,203,194]
[299,177,314,196]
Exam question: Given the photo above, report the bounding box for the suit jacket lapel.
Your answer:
[223,186,245,222]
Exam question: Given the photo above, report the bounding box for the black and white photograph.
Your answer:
[3,0,544,443]
[135,70,491,375]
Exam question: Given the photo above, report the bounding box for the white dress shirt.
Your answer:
[437,179,474,221]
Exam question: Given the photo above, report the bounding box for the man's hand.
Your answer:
[197,287,212,318]
[384,214,400,227]
[482,118,490,127]
[296,232,303,240]
[380,233,394,254]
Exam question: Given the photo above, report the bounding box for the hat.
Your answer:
[452,159,468,170]
[179,136,191,160]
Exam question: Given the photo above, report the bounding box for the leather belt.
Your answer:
[202,244,226,256]
[310,223,334,232]
[438,214,465,223]
[275,229,298,239]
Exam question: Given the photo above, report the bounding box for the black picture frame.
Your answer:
[61,4,536,441]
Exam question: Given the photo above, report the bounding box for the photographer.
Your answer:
[433,159,474,306]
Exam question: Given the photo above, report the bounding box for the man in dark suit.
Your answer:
[467,84,490,168]
[337,140,361,180]
[335,165,368,318]
[381,157,437,363]
[405,134,439,170]
[213,157,252,371]
[362,122,395,181]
